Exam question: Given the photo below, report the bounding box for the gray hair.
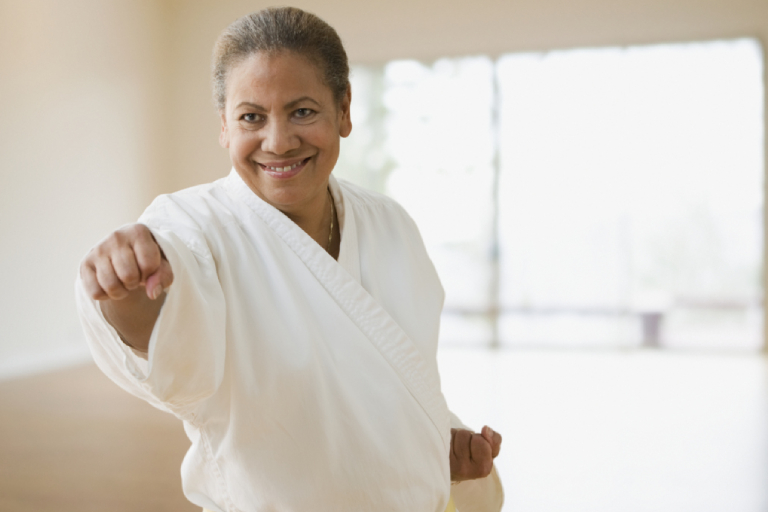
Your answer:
[212,7,350,111]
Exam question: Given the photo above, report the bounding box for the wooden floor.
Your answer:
[2,350,767,511]
[0,363,197,512]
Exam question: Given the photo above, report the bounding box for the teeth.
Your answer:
[266,161,302,172]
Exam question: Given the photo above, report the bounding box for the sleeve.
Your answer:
[449,410,505,512]
[74,225,227,421]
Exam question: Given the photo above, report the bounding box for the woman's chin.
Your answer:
[258,184,320,214]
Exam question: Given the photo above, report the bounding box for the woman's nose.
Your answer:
[261,119,300,154]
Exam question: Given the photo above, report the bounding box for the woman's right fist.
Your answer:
[80,224,173,301]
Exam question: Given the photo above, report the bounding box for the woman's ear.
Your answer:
[338,86,352,138]
[219,111,230,148]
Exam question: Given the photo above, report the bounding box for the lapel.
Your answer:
[330,177,361,284]
[222,170,450,450]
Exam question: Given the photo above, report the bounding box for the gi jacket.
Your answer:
[76,170,503,512]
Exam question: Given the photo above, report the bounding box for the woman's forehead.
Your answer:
[226,51,330,106]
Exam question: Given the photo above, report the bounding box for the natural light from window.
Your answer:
[336,38,764,350]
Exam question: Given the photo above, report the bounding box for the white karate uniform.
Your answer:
[76,170,503,512]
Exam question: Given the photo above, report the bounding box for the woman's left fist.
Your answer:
[449,425,502,482]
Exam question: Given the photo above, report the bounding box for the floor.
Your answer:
[0,364,197,512]
[1,349,766,512]
[439,348,768,512]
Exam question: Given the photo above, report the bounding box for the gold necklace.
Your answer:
[325,188,335,252]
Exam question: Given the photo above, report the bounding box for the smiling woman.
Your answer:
[219,51,351,252]
[75,6,503,512]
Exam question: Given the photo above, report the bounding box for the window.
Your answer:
[336,39,764,350]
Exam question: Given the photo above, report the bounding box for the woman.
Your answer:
[77,7,503,512]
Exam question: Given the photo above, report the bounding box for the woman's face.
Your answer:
[219,51,351,217]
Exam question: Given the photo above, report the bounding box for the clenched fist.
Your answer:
[449,426,502,482]
[79,224,173,351]
[80,224,173,301]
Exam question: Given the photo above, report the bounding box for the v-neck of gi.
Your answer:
[328,176,361,284]
[222,169,361,284]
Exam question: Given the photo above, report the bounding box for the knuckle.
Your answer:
[130,223,152,242]
[121,270,140,287]
[82,280,103,300]
[102,280,121,294]
[140,256,161,275]
[124,223,139,233]
[87,288,104,300]
[109,229,126,245]
[98,272,121,293]
[136,236,161,261]
[117,224,145,244]
[96,231,123,255]
[470,435,485,451]
[79,259,92,276]
[91,242,108,258]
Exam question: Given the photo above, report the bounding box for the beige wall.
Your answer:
[0,0,171,376]
[1,0,766,376]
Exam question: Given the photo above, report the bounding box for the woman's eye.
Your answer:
[294,108,315,119]
[241,113,261,123]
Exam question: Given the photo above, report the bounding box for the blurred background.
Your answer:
[0,0,766,511]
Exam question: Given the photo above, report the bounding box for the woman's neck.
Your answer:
[282,188,335,253]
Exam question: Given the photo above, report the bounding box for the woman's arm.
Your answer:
[79,223,174,352]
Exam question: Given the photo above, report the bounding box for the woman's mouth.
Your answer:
[259,157,311,179]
